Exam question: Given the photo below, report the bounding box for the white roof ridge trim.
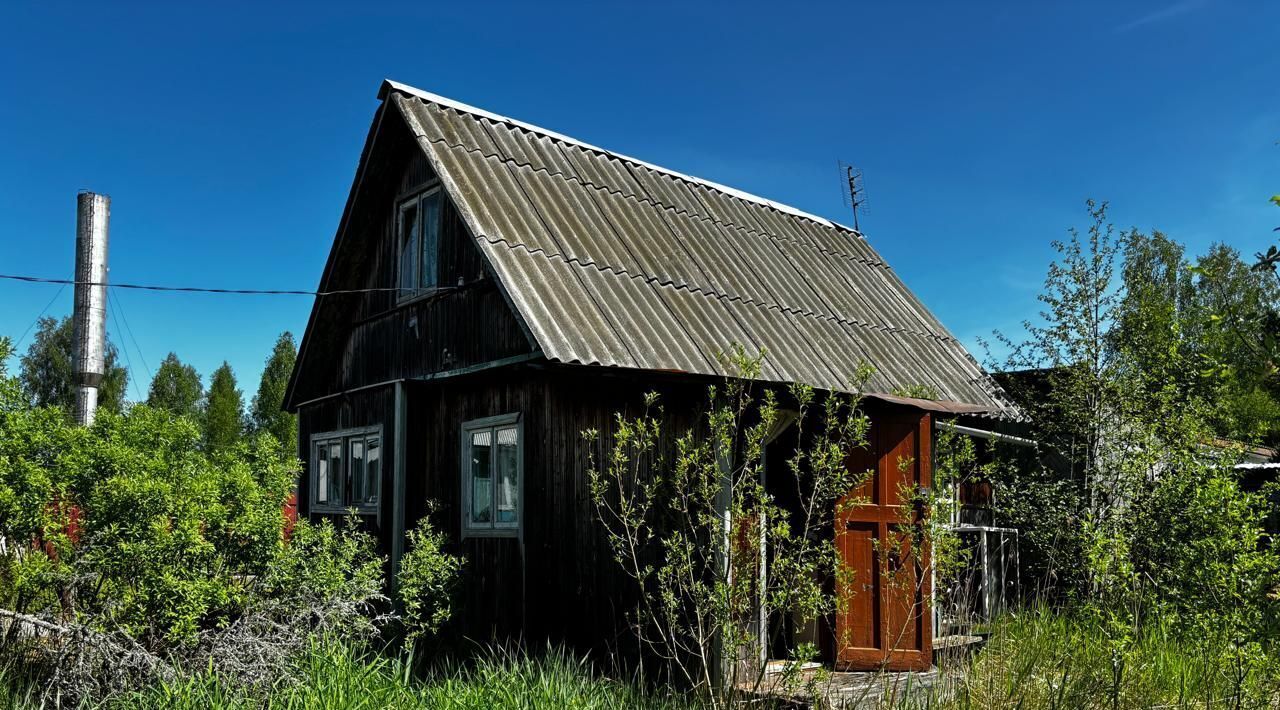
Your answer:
[381,79,861,237]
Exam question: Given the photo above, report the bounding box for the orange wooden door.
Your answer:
[835,410,932,671]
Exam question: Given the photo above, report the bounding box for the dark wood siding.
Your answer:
[290,111,534,406]
[396,365,709,652]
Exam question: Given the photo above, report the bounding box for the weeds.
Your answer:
[901,610,1280,710]
[0,640,697,710]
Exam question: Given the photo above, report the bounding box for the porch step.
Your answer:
[763,660,824,675]
[932,634,985,664]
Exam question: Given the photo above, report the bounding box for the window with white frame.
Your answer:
[462,414,521,536]
[397,187,442,300]
[311,428,382,513]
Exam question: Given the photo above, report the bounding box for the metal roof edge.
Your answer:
[864,391,1015,417]
[379,78,862,237]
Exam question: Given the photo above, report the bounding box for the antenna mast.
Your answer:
[838,162,868,232]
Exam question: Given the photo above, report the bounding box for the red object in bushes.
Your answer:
[282,491,298,541]
[41,499,82,560]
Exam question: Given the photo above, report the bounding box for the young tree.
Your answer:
[19,315,128,414]
[586,350,876,704]
[990,200,1124,507]
[250,332,298,454]
[992,202,1280,665]
[204,362,245,451]
[146,352,203,420]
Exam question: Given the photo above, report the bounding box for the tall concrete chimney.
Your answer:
[72,191,110,426]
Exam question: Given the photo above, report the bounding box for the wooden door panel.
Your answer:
[884,532,924,653]
[835,410,932,672]
[883,416,919,509]
[846,420,879,507]
[836,521,880,654]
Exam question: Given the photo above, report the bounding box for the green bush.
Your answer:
[254,515,387,636]
[0,335,302,649]
[0,400,297,646]
[397,514,463,645]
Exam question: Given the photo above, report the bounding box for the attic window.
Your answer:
[397,187,441,299]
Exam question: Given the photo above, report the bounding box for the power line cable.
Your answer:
[106,291,144,403]
[14,281,68,351]
[108,287,152,386]
[0,274,421,297]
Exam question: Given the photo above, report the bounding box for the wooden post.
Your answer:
[390,380,407,596]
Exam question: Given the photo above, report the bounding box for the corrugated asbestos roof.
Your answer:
[382,80,1015,413]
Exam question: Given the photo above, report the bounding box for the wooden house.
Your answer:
[284,80,1015,672]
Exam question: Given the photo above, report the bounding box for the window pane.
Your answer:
[470,429,492,525]
[496,426,518,524]
[315,444,329,504]
[327,442,343,506]
[399,202,419,296]
[361,438,380,507]
[350,439,365,507]
[419,191,440,289]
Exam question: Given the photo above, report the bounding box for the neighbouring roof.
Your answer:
[1210,438,1279,464]
[379,79,1015,413]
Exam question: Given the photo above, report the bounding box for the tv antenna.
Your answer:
[838,161,868,232]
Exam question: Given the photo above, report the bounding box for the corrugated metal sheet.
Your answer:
[389,87,1015,413]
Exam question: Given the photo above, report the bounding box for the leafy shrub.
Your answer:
[397,514,463,645]
[254,515,387,636]
[0,396,297,646]
[0,335,409,707]
[586,349,875,702]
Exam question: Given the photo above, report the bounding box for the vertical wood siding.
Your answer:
[290,113,534,406]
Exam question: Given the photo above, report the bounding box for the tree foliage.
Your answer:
[1111,234,1280,445]
[250,332,298,455]
[586,349,883,704]
[0,386,296,645]
[146,352,204,420]
[19,315,128,415]
[204,362,245,452]
[990,200,1280,669]
[0,335,453,705]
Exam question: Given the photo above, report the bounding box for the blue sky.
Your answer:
[1,1,1277,399]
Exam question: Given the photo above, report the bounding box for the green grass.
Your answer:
[905,610,1280,710]
[106,640,692,710]
[4,612,1278,709]
[0,666,39,710]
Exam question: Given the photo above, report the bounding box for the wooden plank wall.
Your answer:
[398,367,709,654]
[291,112,533,405]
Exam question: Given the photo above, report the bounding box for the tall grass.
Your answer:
[903,610,1280,710]
[0,666,40,710]
[4,611,1277,708]
[106,640,693,710]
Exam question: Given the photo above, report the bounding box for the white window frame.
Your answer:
[460,413,522,538]
[396,184,442,302]
[309,426,383,515]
